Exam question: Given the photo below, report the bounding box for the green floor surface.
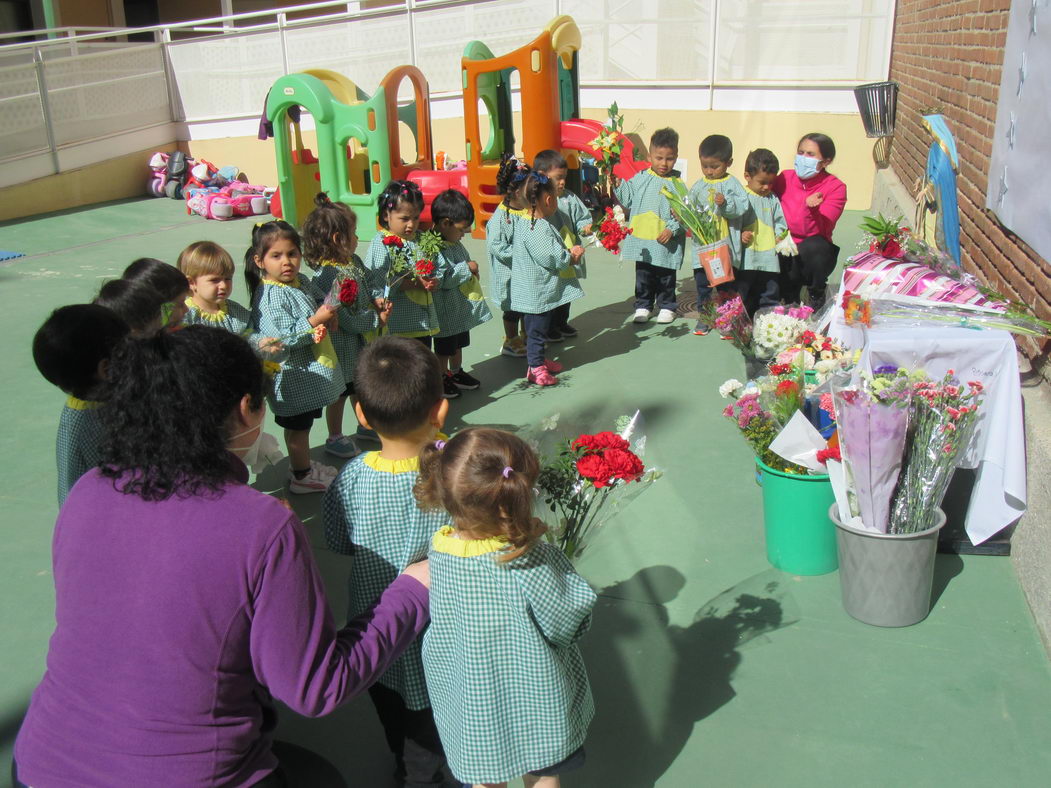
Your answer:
[2,198,1050,787]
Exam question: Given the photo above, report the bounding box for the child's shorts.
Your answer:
[433,331,470,356]
[274,408,322,431]
[528,746,586,777]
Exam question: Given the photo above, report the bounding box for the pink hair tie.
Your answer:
[502,466,513,478]
[434,440,446,450]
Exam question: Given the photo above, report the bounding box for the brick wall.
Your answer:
[888,0,1050,360]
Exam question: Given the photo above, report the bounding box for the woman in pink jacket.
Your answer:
[774,133,847,309]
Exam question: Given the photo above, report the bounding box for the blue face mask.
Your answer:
[794,154,820,180]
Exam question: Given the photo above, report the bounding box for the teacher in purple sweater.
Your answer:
[14,325,431,787]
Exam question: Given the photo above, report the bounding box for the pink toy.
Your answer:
[147,152,169,197]
[186,184,271,221]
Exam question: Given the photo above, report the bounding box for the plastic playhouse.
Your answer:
[265,15,647,239]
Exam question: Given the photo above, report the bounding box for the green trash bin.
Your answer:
[756,459,837,575]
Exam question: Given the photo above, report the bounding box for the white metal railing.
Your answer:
[0,0,895,179]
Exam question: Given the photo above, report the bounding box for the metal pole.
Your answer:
[708,0,720,111]
[278,12,289,75]
[406,0,417,67]
[33,46,61,174]
[160,28,179,123]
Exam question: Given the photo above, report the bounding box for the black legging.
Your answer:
[778,235,840,308]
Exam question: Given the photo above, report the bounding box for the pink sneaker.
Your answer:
[526,366,559,386]
[543,358,564,373]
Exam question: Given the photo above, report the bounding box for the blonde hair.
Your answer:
[177,241,235,280]
[414,428,546,562]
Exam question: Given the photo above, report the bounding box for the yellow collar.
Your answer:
[66,395,101,410]
[316,259,347,268]
[362,451,421,474]
[507,206,533,219]
[648,169,679,181]
[744,185,768,197]
[186,296,228,321]
[262,276,301,288]
[431,525,509,556]
[704,174,731,184]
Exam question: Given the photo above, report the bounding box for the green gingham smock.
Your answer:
[363,232,439,338]
[433,241,493,337]
[423,528,596,783]
[549,190,591,280]
[310,256,378,383]
[614,168,685,270]
[740,187,789,273]
[251,277,343,417]
[322,451,447,709]
[486,204,529,312]
[687,174,750,268]
[56,396,104,507]
[508,214,584,315]
[182,297,271,350]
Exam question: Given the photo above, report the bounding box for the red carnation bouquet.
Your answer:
[588,204,633,254]
[536,411,661,560]
[322,268,364,311]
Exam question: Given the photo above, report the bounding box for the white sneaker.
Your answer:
[655,308,676,323]
[314,460,338,479]
[288,462,335,494]
[632,308,651,323]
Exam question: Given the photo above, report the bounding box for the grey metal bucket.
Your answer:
[829,505,947,627]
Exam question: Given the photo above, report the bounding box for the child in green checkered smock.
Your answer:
[177,241,277,351]
[737,148,790,316]
[615,128,686,323]
[488,154,535,358]
[363,181,439,340]
[302,193,382,460]
[508,171,584,386]
[428,189,492,398]
[323,335,452,785]
[414,428,595,786]
[535,149,591,342]
[688,134,749,334]
[246,221,342,494]
[32,303,129,506]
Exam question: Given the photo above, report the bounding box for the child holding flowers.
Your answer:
[614,127,685,325]
[414,428,595,788]
[364,180,440,341]
[302,192,385,459]
[246,220,342,493]
[688,135,749,334]
[507,171,585,387]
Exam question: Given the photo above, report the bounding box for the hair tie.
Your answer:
[434,440,446,451]
[502,466,513,478]
[533,172,550,185]
[254,221,266,228]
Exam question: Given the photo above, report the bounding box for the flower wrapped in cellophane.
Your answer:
[588,205,633,254]
[751,303,814,359]
[534,410,661,560]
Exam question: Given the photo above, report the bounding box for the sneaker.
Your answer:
[501,337,527,357]
[559,323,578,337]
[450,369,480,390]
[693,320,710,336]
[314,460,338,479]
[632,308,651,323]
[543,358,564,373]
[526,365,559,386]
[442,374,462,399]
[546,327,564,343]
[656,308,676,324]
[288,462,335,494]
[324,435,361,459]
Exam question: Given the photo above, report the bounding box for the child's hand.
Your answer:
[310,303,338,327]
[741,230,755,246]
[656,228,673,244]
[581,224,592,235]
[806,191,824,208]
[713,191,726,206]
[421,277,439,292]
[402,559,431,590]
[377,300,393,326]
[258,337,284,354]
[569,245,585,262]
[467,260,480,277]
[610,173,621,189]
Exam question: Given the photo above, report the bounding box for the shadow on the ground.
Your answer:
[577,567,799,788]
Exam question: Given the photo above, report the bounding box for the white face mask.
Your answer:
[229,411,284,474]
[794,154,821,180]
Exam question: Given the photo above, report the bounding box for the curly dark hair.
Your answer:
[301,192,357,268]
[243,220,300,302]
[377,180,424,228]
[97,324,266,501]
[496,153,531,208]
[519,172,557,228]
[415,427,545,562]
[744,148,780,176]
[650,127,679,152]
